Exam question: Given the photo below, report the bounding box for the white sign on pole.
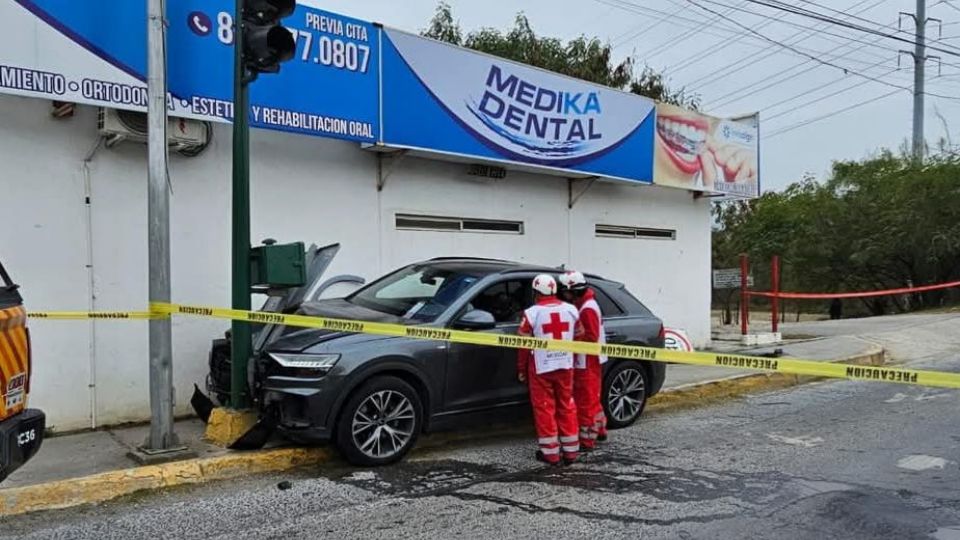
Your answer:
[712,268,754,289]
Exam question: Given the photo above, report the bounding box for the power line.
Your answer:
[762,65,901,121]
[692,0,960,70]
[673,9,899,77]
[702,24,897,108]
[609,4,689,48]
[765,88,902,138]
[683,0,888,90]
[629,0,751,64]
[596,0,869,60]
[738,0,960,57]
[611,0,910,88]
[666,13,775,74]
[599,0,960,115]
[796,0,914,37]
[938,1,960,14]
[594,0,859,72]
[701,14,960,112]
[690,0,906,62]
[706,47,890,109]
[715,55,895,112]
[598,0,943,68]
[595,0,757,42]
[682,0,960,102]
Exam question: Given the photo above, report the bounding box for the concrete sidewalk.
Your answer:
[3,418,219,489]
[1,333,885,516]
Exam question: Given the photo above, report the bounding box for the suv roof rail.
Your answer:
[499,266,561,274]
[498,268,614,282]
[427,256,512,262]
[427,256,514,263]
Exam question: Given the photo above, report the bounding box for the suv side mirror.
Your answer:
[454,309,496,330]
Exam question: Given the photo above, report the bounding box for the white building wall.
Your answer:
[569,182,712,345]
[379,157,570,270]
[0,96,95,431]
[0,95,710,431]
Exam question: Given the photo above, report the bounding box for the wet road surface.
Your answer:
[3,354,959,539]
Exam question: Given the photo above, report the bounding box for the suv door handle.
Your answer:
[605,331,624,341]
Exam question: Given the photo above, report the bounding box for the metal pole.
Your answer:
[912,0,926,160]
[771,255,780,335]
[740,254,749,336]
[231,0,253,409]
[146,0,178,449]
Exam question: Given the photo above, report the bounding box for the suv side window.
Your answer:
[592,286,624,316]
[470,279,531,325]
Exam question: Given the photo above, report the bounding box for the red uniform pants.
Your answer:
[527,365,579,463]
[574,356,607,448]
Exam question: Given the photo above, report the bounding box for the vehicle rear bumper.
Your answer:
[0,408,45,483]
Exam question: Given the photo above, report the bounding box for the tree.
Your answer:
[712,150,960,317]
[422,3,699,109]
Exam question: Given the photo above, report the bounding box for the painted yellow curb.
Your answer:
[0,446,332,517]
[0,346,884,517]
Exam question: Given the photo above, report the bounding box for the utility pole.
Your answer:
[145,0,179,452]
[901,1,942,161]
[911,0,926,160]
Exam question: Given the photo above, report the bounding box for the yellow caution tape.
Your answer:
[29,302,960,390]
[148,302,960,391]
[28,311,162,320]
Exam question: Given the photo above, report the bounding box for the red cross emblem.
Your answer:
[541,312,570,339]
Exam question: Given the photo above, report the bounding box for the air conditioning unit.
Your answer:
[97,107,209,153]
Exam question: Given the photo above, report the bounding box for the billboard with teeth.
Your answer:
[654,103,759,198]
[380,28,657,184]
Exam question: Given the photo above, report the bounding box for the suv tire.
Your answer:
[602,361,649,429]
[335,376,423,466]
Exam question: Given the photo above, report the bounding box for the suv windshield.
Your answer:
[347,264,480,322]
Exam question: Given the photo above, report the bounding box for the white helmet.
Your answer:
[558,270,587,292]
[532,274,557,296]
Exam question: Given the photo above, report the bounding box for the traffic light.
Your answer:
[241,0,296,83]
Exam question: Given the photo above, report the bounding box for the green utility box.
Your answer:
[249,241,306,288]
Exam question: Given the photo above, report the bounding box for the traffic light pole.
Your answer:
[231,0,253,409]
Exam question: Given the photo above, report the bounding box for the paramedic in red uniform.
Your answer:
[559,270,608,448]
[517,274,581,466]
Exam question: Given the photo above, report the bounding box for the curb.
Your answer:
[0,447,332,517]
[0,347,885,517]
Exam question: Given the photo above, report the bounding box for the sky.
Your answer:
[315,0,960,193]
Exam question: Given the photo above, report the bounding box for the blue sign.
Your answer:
[380,28,656,183]
[6,0,380,143]
[2,3,670,185]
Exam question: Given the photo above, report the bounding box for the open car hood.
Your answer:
[252,243,365,352]
[265,299,407,352]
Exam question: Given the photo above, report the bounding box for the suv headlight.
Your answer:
[268,353,340,373]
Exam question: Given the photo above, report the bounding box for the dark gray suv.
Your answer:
[247,256,666,466]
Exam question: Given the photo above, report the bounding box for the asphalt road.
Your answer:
[4,354,959,539]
